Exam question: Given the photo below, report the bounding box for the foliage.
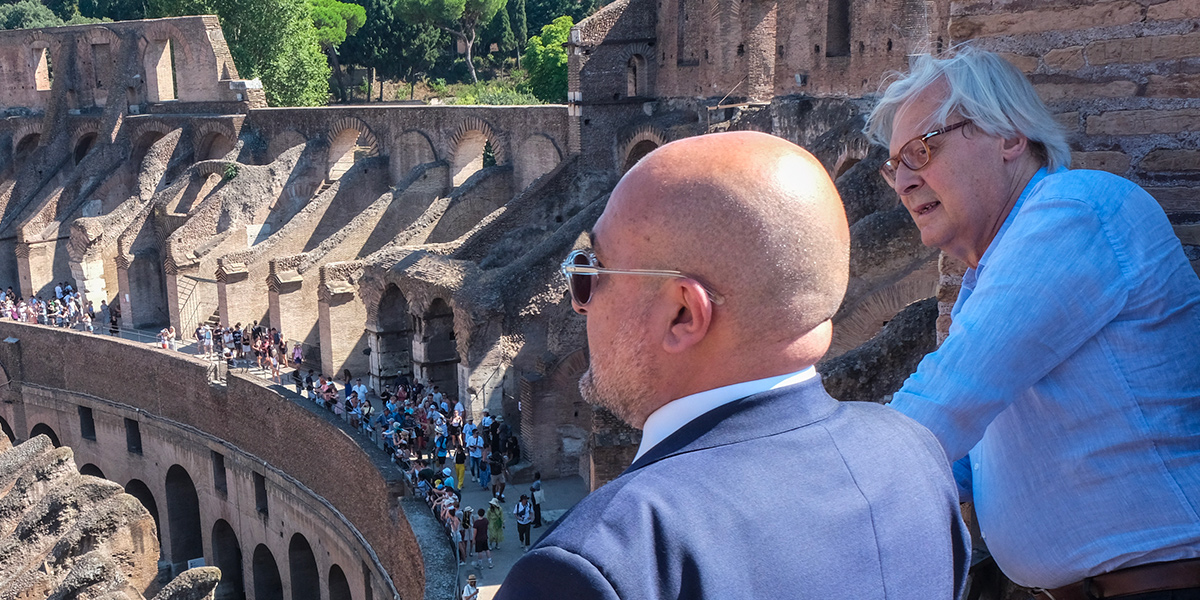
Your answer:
[395,0,506,83]
[223,163,239,180]
[480,2,513,54]
[444,76,537,105]
[309,0,366,49]
[338,0,445,83]
[146,0,331,106]
[508,0,525,48]
[0,0,104,28]
[525,0,590,34]
[79,0,143,20]
[522,14,569,103]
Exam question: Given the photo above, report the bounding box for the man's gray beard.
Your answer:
[578,364,639,426]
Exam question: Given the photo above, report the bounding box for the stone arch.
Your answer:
[324,117,380,181]
[130,122,176,167]
[0,415,13,443]
[526,348,591,479]
[213,520,246,600]
[73,131,100,165]
[368,283,414,390]
[515,133,563,191]
[125,479,161,547]
[267,130,308,163]
[195,121,238,161]
[139,22,194,103]
[23,31,61,93]
[828,269,938,358]
[448,116,508,187]
[328,565,351,600]
[30,423,59,447]
[13,121,43,159]
[619,43,654,97]
[413,298,459,401]
[80,463,106,478]
[83,25,121,51]
[618,126,666,173]
[288,533,321,600]
[252,545,284,600]
[390,129,437,181]
[165,464,203,568]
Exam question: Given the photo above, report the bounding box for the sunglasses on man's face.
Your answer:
[559,249,726,306]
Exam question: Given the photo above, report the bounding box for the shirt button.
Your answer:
[973,463,979,471]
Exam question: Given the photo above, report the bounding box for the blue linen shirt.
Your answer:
[890,168,1200,589]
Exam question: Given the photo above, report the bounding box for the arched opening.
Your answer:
[128,248,168,329]
[392,130,436,179]
[834,157,860,180]
[267,131,307,164]
[515,134,562,191]
[288,534,320,600]
[413,298,459,401]
[622,140,658,173]
[451,130,490,186]
[80,463,106,478]
[165,465,203,569]
[144,38,178,102]
[0,416,14,443]
[626,54,646,97]
[132,132,165,169]
[32,45,52,91]
[327,128,374,181]
[370,284,413,391]
[15,133,41,162]
[252,545,284,600]
[198,132,235,161]
[213,520,246,600]
[74,133,98,165]
[30,423,59,447]
[125,478,162,549]
[328,565,351,600]
[826,0,851,57]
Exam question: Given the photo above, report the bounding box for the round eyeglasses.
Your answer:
[559,250,725,306]
[879,120,971,184]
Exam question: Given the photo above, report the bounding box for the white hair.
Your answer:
[864,46,1071,171]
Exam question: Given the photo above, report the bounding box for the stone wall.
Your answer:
[0,320,444,600]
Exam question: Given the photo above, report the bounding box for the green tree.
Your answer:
[395,0,506,83]
[148,0,331,106]
[480,3,513,57]
[508,0,525,64]
[0,0,63,28]
[308,0,366,101]
[79,0,145,20]
[339,0,445,97]
[523,14,569,102]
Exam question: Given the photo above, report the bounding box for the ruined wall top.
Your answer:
[0,16,259,113]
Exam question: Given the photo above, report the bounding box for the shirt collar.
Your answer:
[633,367,818,461]
[976,167,1055,270]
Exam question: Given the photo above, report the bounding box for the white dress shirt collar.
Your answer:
[633,367,818,462]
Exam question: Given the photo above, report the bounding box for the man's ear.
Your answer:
[662,280,714,354]
[1001,135,1028,162]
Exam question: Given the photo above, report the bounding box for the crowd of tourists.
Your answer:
[0,282,123,334]
[192,319,305,383]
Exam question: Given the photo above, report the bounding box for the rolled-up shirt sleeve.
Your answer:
[891,195,1130,462]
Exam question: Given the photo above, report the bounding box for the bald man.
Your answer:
[494,132,969,600]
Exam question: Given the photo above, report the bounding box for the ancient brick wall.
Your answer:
[0,321,434,600]
[939,0,1200,221]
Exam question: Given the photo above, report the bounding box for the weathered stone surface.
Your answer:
[1139,149,1200,172]
[1072,151,1131,174]
[948,2,1142,39]
[1087,109,1200,136]
[1085,33,1200,66]
[820,297,937,403]
[0,435,217,600]
[1043,46,1085,72]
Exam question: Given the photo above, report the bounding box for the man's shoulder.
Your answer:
[1030,169,1152,215]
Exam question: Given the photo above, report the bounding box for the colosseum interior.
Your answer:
[1,0,1198,598]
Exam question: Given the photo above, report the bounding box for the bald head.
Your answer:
[603,131,849,344]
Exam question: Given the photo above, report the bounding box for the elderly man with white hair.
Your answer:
[867,47,1200,599]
